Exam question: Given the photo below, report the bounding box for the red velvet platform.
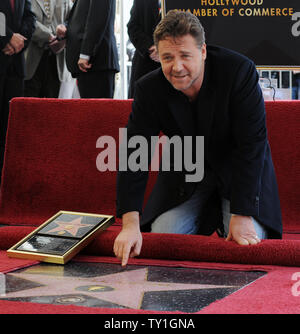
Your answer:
[0,98,300,314]
[0,99,299,234]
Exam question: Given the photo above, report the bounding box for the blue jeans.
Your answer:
[151,182,268,239]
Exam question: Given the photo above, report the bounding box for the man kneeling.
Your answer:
[114,10,282,266]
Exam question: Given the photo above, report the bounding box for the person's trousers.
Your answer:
[151,175,268,239]
[24,51,60,98]
[0,64,24,184]
[77,70,115,98]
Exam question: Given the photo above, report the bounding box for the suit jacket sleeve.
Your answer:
[229,59,267,216]
[80,0,112,57]
[31,21,52,48]
[0,26,13,50]
[19,0,36,48]
[0,0,35,50]
[0,7,16,49]
[116,81,161,218]
[127,0,154,58]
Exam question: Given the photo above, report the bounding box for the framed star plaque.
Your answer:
[7,211,114,264]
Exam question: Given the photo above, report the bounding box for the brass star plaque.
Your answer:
[7,211,114,264]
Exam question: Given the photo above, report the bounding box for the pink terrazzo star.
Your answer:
[2,267,236,309]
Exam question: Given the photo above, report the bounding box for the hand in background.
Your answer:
[9,33,27,53]
[78,58,92,72]
[56,24,67,39]
[2,43,15,56]
[149,45,160,63]
[49,34,56,43]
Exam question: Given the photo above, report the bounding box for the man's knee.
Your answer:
[151,210,199,234]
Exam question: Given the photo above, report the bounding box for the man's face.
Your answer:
[158,34,206,100]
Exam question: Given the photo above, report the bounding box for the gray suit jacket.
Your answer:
[25,0,72,82]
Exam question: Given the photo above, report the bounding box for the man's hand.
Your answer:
[78,58,92,72]
[226,215,261,245]
[9,33,27,53]
[113,211,142,267]
[56,24,67,39]
[2,43,15,56]
[149,45,160,63]
[48,34,56,43]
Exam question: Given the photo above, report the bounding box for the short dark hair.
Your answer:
[154,10,206,49]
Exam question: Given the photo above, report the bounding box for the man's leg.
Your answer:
[150,188,205,234]
[0,66,24,183]
[25,52,60,98]
[42,53,60,98]
[221,198,268,239]
[77,70,115,98]
[151,172,218,234]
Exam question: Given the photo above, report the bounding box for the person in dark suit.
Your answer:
[56,0,119,98]
[0,0,35,184]
[113,10,282,266]
[127,0,161,98]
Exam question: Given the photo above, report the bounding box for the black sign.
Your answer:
[163,0,300,67]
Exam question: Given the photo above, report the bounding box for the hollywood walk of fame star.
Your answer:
[45,217,93,237]
[1,267,238,310]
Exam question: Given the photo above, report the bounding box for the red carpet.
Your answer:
[1,226,300,314]
[0,251,37,274]
[198,266,300,314]
[0,252,299,314]
[1,226,300,267]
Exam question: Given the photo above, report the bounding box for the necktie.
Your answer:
[44,0,51,18]
[10,0,15,13]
